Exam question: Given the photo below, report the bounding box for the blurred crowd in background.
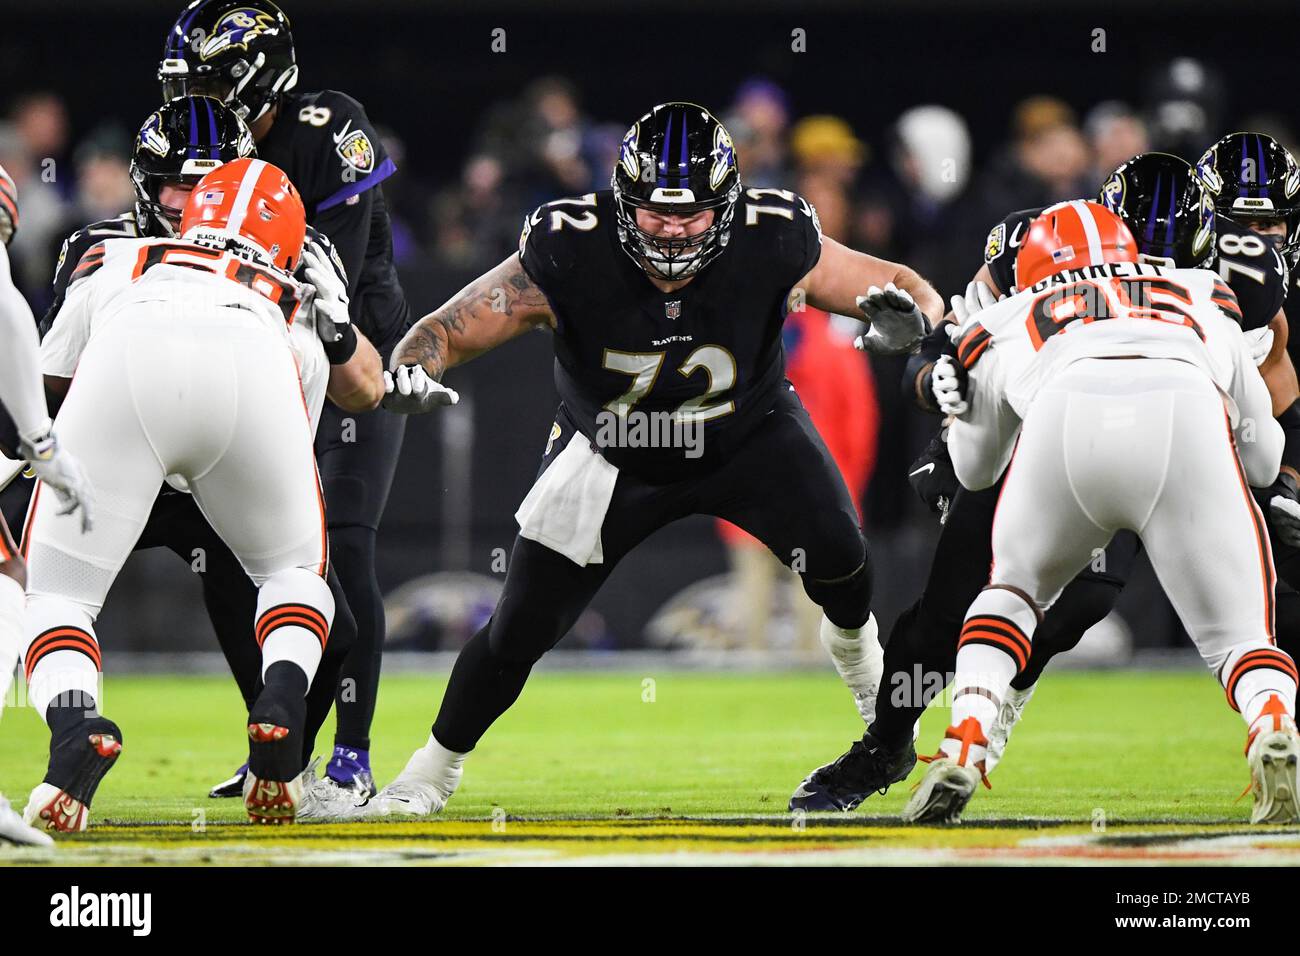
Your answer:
[0,54,1292,654]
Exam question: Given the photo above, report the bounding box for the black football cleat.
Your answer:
[208,763,248,799]
[789,732,916,812]
[23,716,123,833]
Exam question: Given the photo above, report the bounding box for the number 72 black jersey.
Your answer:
[519,188,823,482]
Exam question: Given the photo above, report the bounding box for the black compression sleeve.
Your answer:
[1279,398,1300,472]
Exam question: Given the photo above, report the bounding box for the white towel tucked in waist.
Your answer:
[514,434,619,566]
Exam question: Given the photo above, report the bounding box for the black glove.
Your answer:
[908,428,960,522]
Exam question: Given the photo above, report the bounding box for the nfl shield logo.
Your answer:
[665,300,681,320]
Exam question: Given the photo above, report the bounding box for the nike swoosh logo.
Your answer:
[332,120,354,144]
[909,463,936,477]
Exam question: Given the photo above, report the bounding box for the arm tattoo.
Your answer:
[392,256,551,377]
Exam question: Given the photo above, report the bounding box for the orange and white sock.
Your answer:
[944,588,1037,765]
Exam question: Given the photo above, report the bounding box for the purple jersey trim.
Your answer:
[316,156,396,212]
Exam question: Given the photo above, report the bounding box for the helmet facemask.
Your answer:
[612,184,738,280]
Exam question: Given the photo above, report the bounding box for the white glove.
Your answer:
[854,282,928,356]
[300,239,351,347]
[1272,495,1300,546]
[950,279,1002,326]
[382,364,460,414]
[930,355,969,418]
[20,428,94,533]
[1245,327,1275,367]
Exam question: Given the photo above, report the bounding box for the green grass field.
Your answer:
[3,668,1299,865]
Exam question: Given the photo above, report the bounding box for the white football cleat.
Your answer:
[1247,728,1300,825]
[24,783,88,833]
[0,792,53,847]
[348,734,465,819]
[297,759,367,820]
[984,683,1036,773]
[901,758,982,824]
[351,778,453,819]
[901,717,990,824]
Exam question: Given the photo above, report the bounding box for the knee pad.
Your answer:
[804,553,873,631]
[796,511,867,581]
[327,525,377,582]
[256,567,335,685]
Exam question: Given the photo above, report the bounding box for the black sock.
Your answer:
[331,526,385,747]
[431,625,534,754]
[45,691,99,738]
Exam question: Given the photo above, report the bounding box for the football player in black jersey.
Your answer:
[157,0,412,798]
[792,151,1295,812]
[1198,132,1300,652]
[341,102,943,817]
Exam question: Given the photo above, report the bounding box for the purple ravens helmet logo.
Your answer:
[1099,171,1125,212]
[139,111,170,158]
[709,125,735,191]
[619,123,641,182]
[1195,148,1224,197]
[200,8,280,61]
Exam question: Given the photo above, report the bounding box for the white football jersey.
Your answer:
[42,236,329,435]
[954,261,1256,419]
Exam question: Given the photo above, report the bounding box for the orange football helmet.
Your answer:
[180,157,305,272]
[1015,199,1138,290]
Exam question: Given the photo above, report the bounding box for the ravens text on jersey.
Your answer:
[518,187,822,481]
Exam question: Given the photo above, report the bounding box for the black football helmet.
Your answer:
[1098,152,1216,269]
[1197,132,1300,266]
[611,102,741,280]
[158,0,297,125]
[130,95,256,236]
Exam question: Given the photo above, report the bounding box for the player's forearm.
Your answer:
[0,257,51,442]
[327,327,385,412]
[888,264,945,327]
[1261,341,1300,417]
[804,240,944,327]
[392,254,554,377]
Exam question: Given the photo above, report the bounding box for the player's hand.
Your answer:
[930,354,970,418]
[1245,326,1275,367]
[301,240,351,347]
[382,364,460,414]
[20,428,94,533]
[1269,473,1300,547]
[949,280,1001,327]
[854,282,928,356]
[908,429,960,523]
